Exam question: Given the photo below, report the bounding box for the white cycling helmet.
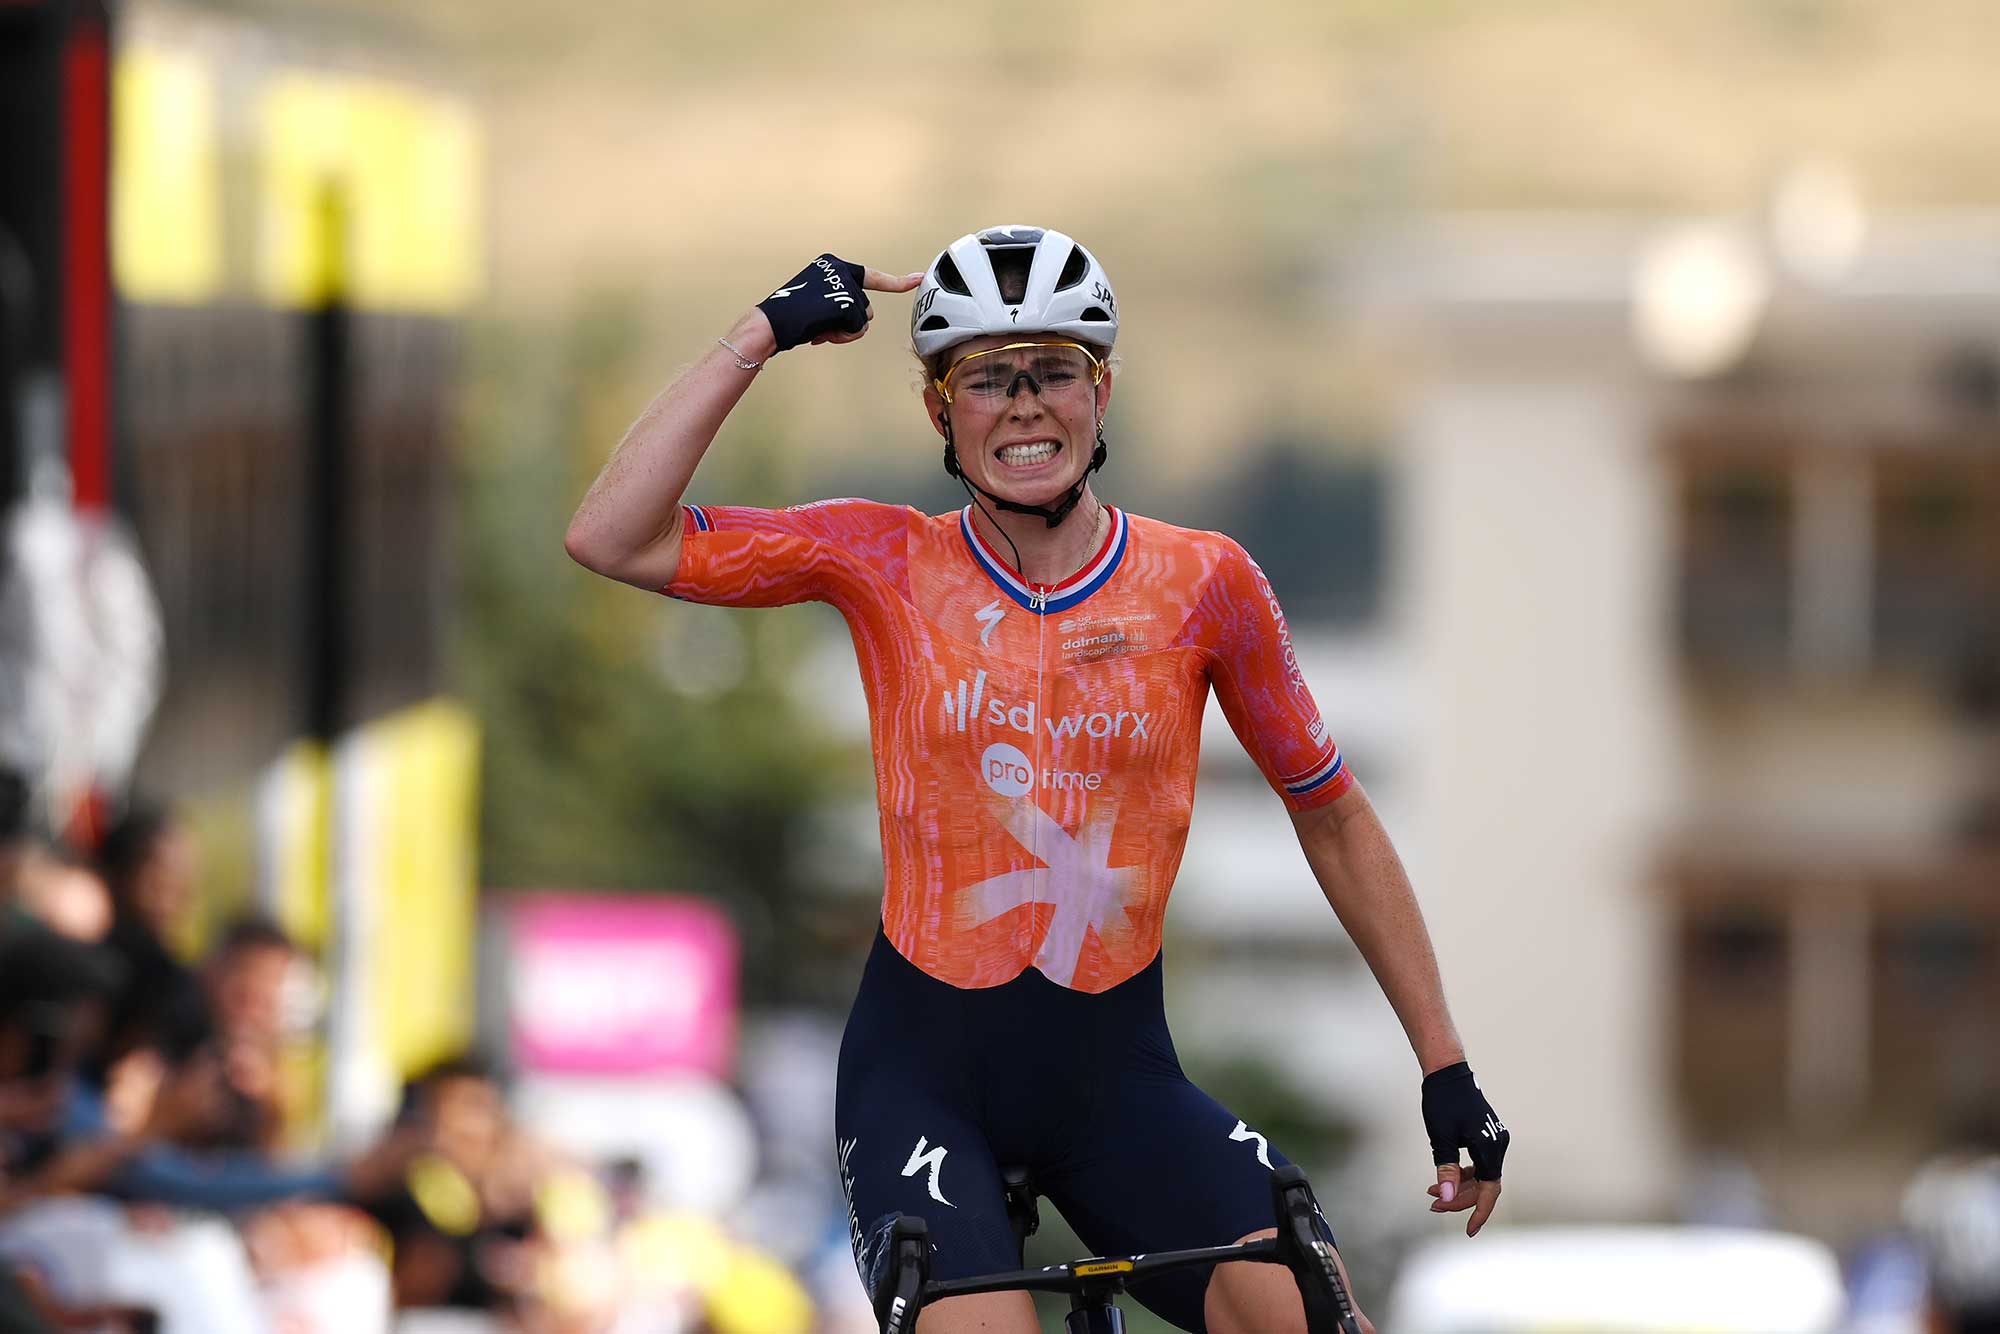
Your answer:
[910,225,1118,360]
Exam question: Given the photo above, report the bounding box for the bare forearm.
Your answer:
[1293,787,1464,1074]
[563,309,776,585]
[0,1136,142,1212]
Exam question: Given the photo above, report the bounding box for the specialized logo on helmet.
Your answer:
[1091,281,1117,316]
[914,287,938,319]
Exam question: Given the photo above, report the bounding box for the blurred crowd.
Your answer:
[6,778,1995,1334]
[0,771,818,1334]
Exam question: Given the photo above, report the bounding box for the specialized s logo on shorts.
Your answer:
[901,1136,955,1207]
[1229,1119,1273,1169]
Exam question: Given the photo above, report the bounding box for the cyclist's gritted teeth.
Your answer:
[996,438,1063,470]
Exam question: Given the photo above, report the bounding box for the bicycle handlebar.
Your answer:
[924,1235,1287,1303]
[876,1164,1361,1334]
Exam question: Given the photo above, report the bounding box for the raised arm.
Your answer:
[562,309,777,589]
[563,259,920,590]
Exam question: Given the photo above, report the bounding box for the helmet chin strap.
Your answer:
[941,415,1109,532]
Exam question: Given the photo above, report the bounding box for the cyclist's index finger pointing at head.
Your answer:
[862,266,924,293]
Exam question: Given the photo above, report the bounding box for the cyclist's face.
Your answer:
[925,336,1113,506]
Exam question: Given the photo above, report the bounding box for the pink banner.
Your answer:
[506,895,737,1077]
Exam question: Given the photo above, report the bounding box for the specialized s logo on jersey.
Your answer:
[975,599,1006,646]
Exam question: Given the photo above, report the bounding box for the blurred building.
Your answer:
[1327,197,1999,1246]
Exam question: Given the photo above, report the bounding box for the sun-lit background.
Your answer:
[2,1,1997,1331]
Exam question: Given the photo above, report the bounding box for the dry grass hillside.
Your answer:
[228,0,2000,476]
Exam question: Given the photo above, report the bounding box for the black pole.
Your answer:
[0,231,27,509]
[303,182,351,741]
[0,0,60,512]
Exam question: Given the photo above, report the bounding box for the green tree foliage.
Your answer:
[453,295,866,1001]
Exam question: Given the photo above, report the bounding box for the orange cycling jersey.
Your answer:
[666,499,1354,993]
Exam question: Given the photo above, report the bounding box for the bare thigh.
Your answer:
[1204,1227,1376,1334]
[915,1290,1039,1333]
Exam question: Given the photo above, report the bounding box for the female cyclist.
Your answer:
[565,227,1510,1334]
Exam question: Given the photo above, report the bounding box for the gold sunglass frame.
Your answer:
[934,340,1107,406]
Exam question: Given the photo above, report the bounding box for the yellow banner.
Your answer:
[257,738,333,951]
[258,73,483,312]
[113,48,223,303]
[110,33,483,313]
[338,698,482,1082]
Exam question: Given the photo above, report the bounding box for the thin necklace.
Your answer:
[1041,501,1107,587]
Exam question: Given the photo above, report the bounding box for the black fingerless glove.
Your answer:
[1421,1061,1510,1181]
[757,254,870,352]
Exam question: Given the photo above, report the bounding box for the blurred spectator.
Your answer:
[0,769,29,943]
[194,918,308,1152]
[0,921,411,1333]
[1904,1153,2000,1334]
[96,804,198,950]
[12,842,111,945]
[94,805,206,1074]
[0,915,411,1220]
[363,1055,545,1315]
[0,929,130,1197]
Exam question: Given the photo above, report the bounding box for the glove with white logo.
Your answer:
[758,254,871,352]
[1421,1061,1509,1235]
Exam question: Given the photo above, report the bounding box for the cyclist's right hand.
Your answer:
[754,255,921,352]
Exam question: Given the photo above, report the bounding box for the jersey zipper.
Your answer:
[1031,589,1046,965]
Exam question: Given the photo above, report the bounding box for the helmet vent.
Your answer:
[1079,306,1112,322]
[935,255,970,295]
[1055,245,1089,291]
[979,227,1045,247]
[918,315,950,332]
[990,250,1032,304]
